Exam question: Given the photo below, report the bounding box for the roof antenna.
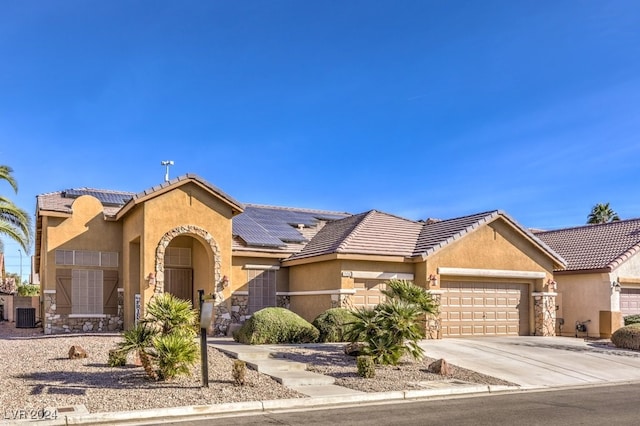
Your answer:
[161,160,174,182]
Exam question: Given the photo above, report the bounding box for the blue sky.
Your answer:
[1,1,640,279]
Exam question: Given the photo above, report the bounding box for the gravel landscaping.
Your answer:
[0,322,514,414]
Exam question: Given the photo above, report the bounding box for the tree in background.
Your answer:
[0,165,32,253]
[587,202,620,224]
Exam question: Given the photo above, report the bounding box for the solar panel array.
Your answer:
[233,206,349,248]
[63,189,133,206]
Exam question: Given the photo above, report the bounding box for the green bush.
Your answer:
[108,349,126,367]
[624,315,640,326]
[16,284,40,296]
[611,324,640,351]
[312,308,357,342]
[234,307,319,345]
[356,355,375,378]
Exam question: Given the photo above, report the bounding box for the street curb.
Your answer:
[15,385,521,425]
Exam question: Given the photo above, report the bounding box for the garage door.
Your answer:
[620,288,640,316]
[440,281,530,337]
[353,279,386,309]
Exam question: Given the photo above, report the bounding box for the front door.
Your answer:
[165,268,194,304]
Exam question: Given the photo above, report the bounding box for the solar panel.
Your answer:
[233,206,349,248]
[63,189,133,206]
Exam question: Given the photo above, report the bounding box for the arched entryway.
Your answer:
[153,225,223,306]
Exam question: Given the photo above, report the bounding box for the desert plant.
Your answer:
[611,324,640,351]
[312,308,357,342]
[153,331,199,380]
[232,360,247,386]
[234,307,319,345]
[118,323,158,380]
[117,294,199,381]
[624,315,640,326]
[356,355,375,378]
[143,293,197,335]
[108,349,127,367]
[346,299,425,365]
[381,279,438,315]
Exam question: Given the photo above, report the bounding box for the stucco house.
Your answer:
[34,174,565,338]
[535,219,640,338]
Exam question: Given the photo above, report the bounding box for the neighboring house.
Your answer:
[535,219,640,338]
[34,174,566,337]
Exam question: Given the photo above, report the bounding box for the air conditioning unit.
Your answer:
[16,308,36,328]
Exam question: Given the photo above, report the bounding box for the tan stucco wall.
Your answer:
[289,294,333,323]
[616,253,640,283]
[289,260,342,292]
[428,219,556,290]
[40,196,123,294]
[121,183,236,328]
[554,272,612,338]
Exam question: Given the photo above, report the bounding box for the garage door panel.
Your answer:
[621,288,640,316]
[441,280,529,337]
[353,279,387,309]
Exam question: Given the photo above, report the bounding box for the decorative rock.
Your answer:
[429,358,451,376]
[68,345,88,359]
[344,342,368,356]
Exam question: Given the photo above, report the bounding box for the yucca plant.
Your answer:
[143,293,197,335]
[117,323,158,380]
[153,331,199,381]
[115,294,199,381]
[381,279,438,315]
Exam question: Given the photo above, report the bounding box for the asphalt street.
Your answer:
[158,383,640,426]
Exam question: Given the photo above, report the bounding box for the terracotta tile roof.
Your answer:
[288,210,424,260]
[534,218,640,272]
[287,209,565,267]
[36,188,134,216]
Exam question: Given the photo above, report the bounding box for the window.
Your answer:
[248,269,276,314]
[72,269,103,315]
[165,247,191,267]
[55,250,118,267]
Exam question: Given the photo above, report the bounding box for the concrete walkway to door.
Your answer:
[420,336,640,389]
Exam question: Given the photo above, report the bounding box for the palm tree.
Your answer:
[587,203,620,224]
[0,165,31,253]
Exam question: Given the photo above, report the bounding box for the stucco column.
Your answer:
[532,292,557,336]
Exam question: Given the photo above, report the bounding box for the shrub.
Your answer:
[117,294,199,381]
[16,284,40,297]
[624,315,640,326]
[611,324,640,351]
[232,360,247,386]
[346,299,425,365]
[312,308,357,342]
[108,349,126,367]
[234,307,319,345]
[356,355,375,378]
[381,279,438,315]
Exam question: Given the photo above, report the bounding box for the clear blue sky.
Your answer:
[1,1,640,279]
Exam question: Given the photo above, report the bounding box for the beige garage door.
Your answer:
[620,288,640,316]
[440,281,530,337]
[353,279,386,309]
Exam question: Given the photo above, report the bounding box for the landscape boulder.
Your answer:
[68,345,88,359]
[428,358,451,376]
[344,342,368,356]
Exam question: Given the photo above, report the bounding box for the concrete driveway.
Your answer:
[420,336,640,389]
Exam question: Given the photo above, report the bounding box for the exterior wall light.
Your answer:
[546,279,557,291]
[146,272,155,289]
[611,280,621,291]
[221,275,229,288]
[428,274,438,286]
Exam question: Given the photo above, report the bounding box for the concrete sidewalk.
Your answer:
[421,336,640,389]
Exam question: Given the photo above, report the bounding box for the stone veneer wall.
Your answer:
[425,292,442,339]
[533,292,556,336]
[43,289,124,334]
